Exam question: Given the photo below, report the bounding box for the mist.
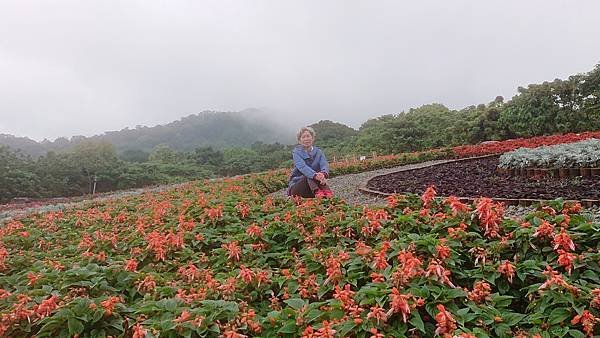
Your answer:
[1,0,599,141]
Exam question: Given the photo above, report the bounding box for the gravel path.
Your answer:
[270,159,453,206]
[271,159,600,223]
[3,159,600,224]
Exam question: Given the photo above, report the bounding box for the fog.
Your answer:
[1,0,599,141]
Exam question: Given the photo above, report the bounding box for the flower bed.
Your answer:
[1,169,600,337]
[498,139,600,173]
[453,131,600,158]
[365,155,600,205]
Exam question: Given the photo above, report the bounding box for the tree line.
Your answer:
[0,141,293,203]
[1,64,598,202]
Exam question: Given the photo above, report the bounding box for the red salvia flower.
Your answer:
[387,287,411,322]
[33,295,59,319]
[591,289,600,309]
[132,323,147,338]
[246,223,263,237]
[571,310,597,337]
[222,241,242,261]
[100,296,122,317]
[467,281,491,303]
[124,258,138,272]
[173,310,191,324]
[426,259,455,287]
[498,260,515,284]
[238,265,255,284]
[556,249,577,275]
[539,265,579,295]
[475,197,504,238]
[367,305,387,325]
[436,239,451,260]
[434,304,457,337]
[235,202,251,218]
[533,220,555,239]
[445,195,470,216]
[553,227,575,251]
[421,185,437,208]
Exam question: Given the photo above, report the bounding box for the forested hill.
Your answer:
[1,109,295,158]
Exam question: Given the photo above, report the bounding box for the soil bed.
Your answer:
[367,155,600,200]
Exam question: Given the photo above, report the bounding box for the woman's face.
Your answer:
[299,131,314,148]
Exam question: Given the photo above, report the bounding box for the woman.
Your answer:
[288,126,334,198]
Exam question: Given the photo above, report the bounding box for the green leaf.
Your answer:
[568,329,586,338]
[409,311,425,333]
[548,307,571,325]
[68,318,84,335]
[277,321,298,334]
[284,298,305,310]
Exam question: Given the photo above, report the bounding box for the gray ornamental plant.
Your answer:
[498,138,600,169]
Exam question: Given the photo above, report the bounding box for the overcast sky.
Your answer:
[1,1,599,141]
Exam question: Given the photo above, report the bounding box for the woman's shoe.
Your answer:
[314,189,326,198]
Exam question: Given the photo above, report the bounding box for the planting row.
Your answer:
[499,139,600,170]
[453,131,600,158]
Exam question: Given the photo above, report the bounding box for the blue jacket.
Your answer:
[288,145,330,189]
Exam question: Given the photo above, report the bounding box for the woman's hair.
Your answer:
[296,126,316,141]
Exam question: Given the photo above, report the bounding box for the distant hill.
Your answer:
[1,109,296,157]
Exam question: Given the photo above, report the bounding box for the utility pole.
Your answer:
[92,175,98,198]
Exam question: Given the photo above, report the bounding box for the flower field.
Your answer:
[2,132,600,337]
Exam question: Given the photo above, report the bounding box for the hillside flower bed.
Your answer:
[453,131,600,158]
[499,139,600,170]
[1,166,600,337]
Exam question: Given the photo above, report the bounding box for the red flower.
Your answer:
[222,241,242,261]
[324,254,343,284]
[426,259,455,287]
[421,185,437,208]
[467,281,491,303]
[173,310,191,324]
[33,295,59,319]
[238,265,255,284]
[556,249,577,275]
[533,220,555,239]
[591,289,600,309]
[124,258,138,272]
[434,304,457,337]
[100,296,122,317]
[367,305,387,325]
[553,227,575,251]
[571,310,597,337]
[436,239,451,260]
[498,260,515,284]
[387,287,411,322]
[246,223,263,237]
[445,196,470,216]
[475,197,504,238]
[539,265,579,294]
[132,323,147,338]
[235,202,251,218]
[369,327,385,338]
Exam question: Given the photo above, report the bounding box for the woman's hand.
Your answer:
[314,172,327,185]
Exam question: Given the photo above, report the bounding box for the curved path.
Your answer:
[3,159,600,224]
[271,159,454,206]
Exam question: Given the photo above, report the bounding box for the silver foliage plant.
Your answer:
[498,138,600,169]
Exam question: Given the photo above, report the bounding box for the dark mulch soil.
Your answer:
[367,156,600,200]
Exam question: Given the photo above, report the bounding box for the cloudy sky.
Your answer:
[1,1,599,141]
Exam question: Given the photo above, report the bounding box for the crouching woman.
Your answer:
[288,126,334,198]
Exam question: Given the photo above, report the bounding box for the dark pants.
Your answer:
[289,176,328,198]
